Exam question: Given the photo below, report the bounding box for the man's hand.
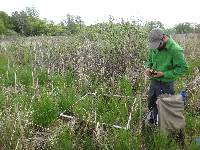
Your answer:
[152,71,164,77]
[145,69,164,77]
[145,68,151,76]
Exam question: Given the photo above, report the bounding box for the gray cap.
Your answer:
[149,28,164,49]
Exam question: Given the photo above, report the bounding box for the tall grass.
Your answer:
[0,24,200,149]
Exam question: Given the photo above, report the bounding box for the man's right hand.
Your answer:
[145,68,158,76]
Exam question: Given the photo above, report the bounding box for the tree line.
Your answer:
[0,7,200,36]
[0,7,84,36]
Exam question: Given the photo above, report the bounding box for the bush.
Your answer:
[32,92,58,127]
[58,87,77,113]
[17,67,33,86]
[53,127,74,150]
[0,92,5,110]
[37,70,48,86]
[119,75,133,96]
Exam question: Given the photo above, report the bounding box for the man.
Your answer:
[145,28,188,125]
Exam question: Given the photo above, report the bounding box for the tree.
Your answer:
[25,7,39,18]
[164,27,176,36]
[145,21,164,31]
[0,11,11,28]
[174,22,194,34]
[10,7,41,36]
[62,14,84,35]
[0,19,6,34]
[0,11,13,34]
[11,10,28,35]
[194,24,200,33]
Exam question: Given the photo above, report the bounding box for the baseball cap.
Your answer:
[149,28,164,49]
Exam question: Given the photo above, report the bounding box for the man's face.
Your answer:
[157,35,166,50]
[157,41,166,50]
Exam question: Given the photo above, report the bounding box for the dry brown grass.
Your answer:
[174,33,200,58]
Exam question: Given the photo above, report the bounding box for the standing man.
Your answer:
[145,28,188,125]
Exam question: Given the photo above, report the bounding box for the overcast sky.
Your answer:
[1,0,200,27]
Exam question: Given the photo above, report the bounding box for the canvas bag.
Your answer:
[157,94,185,133]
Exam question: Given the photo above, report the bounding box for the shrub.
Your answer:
[17,67,33,86]
[37,70,48,86]
[53,127,74,150]
[0,92,5,110]
[57,86,77,113]
[32,92,58,127]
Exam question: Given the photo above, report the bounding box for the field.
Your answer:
[0,24,200,149]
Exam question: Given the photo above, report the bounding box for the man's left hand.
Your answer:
[153,71,164,77]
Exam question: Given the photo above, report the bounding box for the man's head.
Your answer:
[149,28,168,50]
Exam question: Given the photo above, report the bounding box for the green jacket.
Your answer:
[145,37,188,83]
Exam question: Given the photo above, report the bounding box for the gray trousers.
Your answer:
[147,80,175,123]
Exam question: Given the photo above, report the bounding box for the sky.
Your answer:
[0,0,200,28]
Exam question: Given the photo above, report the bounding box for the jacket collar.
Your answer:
[165,37,172,50]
